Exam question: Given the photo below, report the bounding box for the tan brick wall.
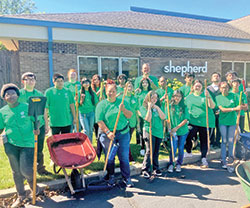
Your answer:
[222,51,250,61]
[19,52,49,92]
[77,44,140,57]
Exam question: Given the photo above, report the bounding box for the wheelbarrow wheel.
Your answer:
[71,169,83,190]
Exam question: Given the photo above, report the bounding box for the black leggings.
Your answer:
[51,125,71,135]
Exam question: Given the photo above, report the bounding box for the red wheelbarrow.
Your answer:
[47,132,106,195]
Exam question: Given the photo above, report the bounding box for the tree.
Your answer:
[0,0,36,15]
[0,42,7,50]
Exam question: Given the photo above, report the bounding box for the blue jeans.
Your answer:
[4,142,34,197]
[169,133,188,165]
[79,111,95,143]
[219,125,236,163]
[99,131,130,180]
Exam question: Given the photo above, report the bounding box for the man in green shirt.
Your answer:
[0,83,40,207]
[179,72,195,98]
[45,73,76,135]
[18,72,51,175]
[156,76,174,102]
[134,63,159,90]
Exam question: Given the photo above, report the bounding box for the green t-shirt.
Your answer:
[134,75,159,90]
[18,88,45,127]
[165,104,190,136]
[64,81,81,98]
[229,91,247,116]
[180,85,191,97]
[215,93,239,126]
[156,87,174,101]
[45,87,74,127]
[125,95,138,128]
[185,93,215,128]
[0,103,35,148]
[78,91,98,114]
[139,105,165,139]
[95,98,131,134]
[135,90,149,106]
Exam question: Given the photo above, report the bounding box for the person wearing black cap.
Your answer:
[19,72,51,175]
[0,83,40,207]
[179,72,195,98]
[44,73,76,135]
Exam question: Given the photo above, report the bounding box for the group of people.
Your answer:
[0,63,247,207]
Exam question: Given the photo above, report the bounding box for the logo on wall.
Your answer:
[163,60,208,77]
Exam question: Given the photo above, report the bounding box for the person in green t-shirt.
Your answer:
[139,91,166,178]
[125,81,138,162]
[79,78,98,143]
[134,63,158,90]
[45,73,76,135]
[19,72,51,175]
[230,79,248,132]
[0,83,40,206]
[95,79,134,187]
[135,78,152,156]
[156,76,174,103]
[164,90,189,173]
[116,74,127,98]
[215,81,242,168]
[179,72,195,98]
[185,80,216,168]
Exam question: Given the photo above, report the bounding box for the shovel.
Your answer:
[28,96,47,205]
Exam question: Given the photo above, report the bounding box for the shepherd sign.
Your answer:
[163,60,208,76]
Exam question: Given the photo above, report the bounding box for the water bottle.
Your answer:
[108,142,119,162]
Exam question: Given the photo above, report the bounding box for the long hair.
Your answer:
[81,77,95,105]
[170,90,185,117]
[143,90,161,109]
[190,79,203,93]
[139,78,152,91]
[91,74,101,93]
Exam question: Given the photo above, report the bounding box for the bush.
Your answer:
[166,78,184,90]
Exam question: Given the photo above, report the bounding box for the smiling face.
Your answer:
[232,81,240,89]
[159,77,166,88]
[54,78,64,89]
[185,76,194,85]
[82,80,90,90]
[4,89,18,105]
[22,76,36,90]
[106,84,117,101]
[69,71,77,82]
[142,79,149,90]
[173,93,182,105]
[220,82,229,95]
[127,82,133,92]
[151,93,158,104]
[193,82,202,93]
[142,64,150,75]
[226,73,236,82]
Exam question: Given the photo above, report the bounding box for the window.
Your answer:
[78,56,139,80]
[101,57,119,80]
[246,63,250,89]
[221,62,232,81]
[234,62,244,80]
[78,56,98,79]
[121,58,139,78]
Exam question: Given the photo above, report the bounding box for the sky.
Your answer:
[34,0,250,20]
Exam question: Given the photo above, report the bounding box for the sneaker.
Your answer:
[176,164,182,172]
[153,169,162,176]
[221,161,227,169]
[11,196,25,208]
[167,164,174,173]
[141,170,150,179]
[123,178,134,188]
[140,149,145,156]
[107,175,116,186]
[201,158,208,167]
[38,168,52,175]
[184,152,193,158]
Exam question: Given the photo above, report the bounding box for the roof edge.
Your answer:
[1,16,250,44]
[130,6,232,23]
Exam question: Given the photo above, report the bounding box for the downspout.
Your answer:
[48,27,54,87]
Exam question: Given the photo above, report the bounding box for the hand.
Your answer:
[73,118,76,126]
[81,94,85,99]
[135,88,141,94]
[119,103,125,112]
[107,131,115,140]
[45,125,50,134]
[244,91,248,96]
[205,89,209,97]
[33,129,40,136]
[170,128,177,137]
[148,102,154,109]
[235,105,241,111]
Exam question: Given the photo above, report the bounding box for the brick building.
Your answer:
[1,7,250,91]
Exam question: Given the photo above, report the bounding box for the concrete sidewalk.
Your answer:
[0,149,221,198]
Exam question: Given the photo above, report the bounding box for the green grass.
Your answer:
[0,131,172,190]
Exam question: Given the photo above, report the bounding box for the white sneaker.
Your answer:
[167,164,174,173]
[201,158,208,167]
[140,149,145,156]
[176,164,181,172]
[184,152,193,158]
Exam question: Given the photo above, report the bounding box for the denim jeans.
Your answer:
[79,111,95,143]
[219,125,236,163]
[169,133,188,165]
[4,142,34,197]
[99,131,130,180]
[142,135,162,172]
